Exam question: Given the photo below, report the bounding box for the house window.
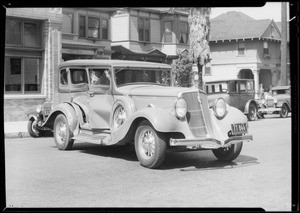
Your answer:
[79,16,86,37]
[179,22,188,44]
[5,57,41,94]
[62,12,74,34]
[5,19,22,45]
[88,17,100,38]
[238,42,245,55]
[138,18,150,42]
[79,15,109,40]
[164,21,172,43]
[5,18,41,48]
[5,18,43,95]
[204,66,211,75]
[102,19,108,40]
[263,41,269,54]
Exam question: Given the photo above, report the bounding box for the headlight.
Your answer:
[213,98,227,119]
[175,98,187,119]
[36,105,42,113]
[273,98,278,104]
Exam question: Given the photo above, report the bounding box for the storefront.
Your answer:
[4,8,63,122]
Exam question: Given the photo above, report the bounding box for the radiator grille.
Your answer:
[181,92,208,138]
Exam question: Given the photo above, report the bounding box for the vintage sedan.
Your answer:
[27,59,253,169]
[257,85,291,118]
[204,79,259,121]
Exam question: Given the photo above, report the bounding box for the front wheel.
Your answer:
[134,120,167,169]
[247,103,257,121]
[53,114,74,150]
[280,104,289,118]
[212,142,243,161]
[27,119,44,138]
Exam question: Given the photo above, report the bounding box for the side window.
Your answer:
[240,82,246,93]
[246,81,253,91]
[228,81,238,93]
[70,68,88,84]
[60,69,68,85]
[89,68,110,86]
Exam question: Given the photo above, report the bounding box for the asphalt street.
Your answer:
[4,115,293,210]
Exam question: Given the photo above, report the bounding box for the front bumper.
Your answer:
[258,107,280,114]
[169,135,253,150]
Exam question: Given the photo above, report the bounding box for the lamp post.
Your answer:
[280,2,287,86]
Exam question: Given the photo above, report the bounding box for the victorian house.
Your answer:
[110,8,189,63]
[205,11,288,98]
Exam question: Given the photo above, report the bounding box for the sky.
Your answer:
[210,2,290,22]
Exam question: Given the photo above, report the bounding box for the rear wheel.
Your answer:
[247,103,257,121]
[53,114,74,150]
[27,118,44,138]
[212,142,243,161]
[280,104,289,118]
[134,120,167,169]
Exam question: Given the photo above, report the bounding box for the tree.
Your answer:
[171,50,193,87]
[187,8,211,89]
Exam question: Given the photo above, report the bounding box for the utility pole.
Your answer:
[280,2,287,86]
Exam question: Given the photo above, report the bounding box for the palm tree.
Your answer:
[187,7,211,90]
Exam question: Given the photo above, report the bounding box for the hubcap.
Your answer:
[56,121,67,144]
[250,107,256,120]
[114,106,126,129]
[138,129,156,160]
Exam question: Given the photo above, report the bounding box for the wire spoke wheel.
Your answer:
[134,120,167,169]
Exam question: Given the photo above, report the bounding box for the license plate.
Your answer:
[231,123,248,135]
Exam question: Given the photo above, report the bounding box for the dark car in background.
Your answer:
[205,79,259,121]
[257,85,291,118]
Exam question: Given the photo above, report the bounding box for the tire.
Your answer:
[212,142,243,161]
[53,114,74,150]
[134,120,167,169]
[247,103,257,121]
[280,104,289,118]
[27,119,44,138]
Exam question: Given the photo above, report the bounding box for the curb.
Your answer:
[5,132,31,139]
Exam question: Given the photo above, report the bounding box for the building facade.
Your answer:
[4,8,63,122]
[110,8,190,63]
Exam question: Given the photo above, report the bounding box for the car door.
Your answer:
[87,67,114,129]
[228,81,241,110]
[239,80,254,111]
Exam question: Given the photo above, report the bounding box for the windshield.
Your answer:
[114,67,171,87]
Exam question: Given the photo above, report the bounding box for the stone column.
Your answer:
[252,69,260,99]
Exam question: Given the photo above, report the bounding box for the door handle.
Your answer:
[89,92,95,97]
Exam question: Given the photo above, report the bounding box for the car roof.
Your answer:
[271,85,290,90]
[205,79,254,84]
[59,59,171,69]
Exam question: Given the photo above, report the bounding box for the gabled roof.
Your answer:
[210,11,281,41]
[275,22,290,42]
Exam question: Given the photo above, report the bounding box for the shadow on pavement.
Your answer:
[161,151,259,171]
[73,143,138,162]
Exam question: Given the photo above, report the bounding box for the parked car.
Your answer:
[27,59,253,169]
[204,79,259,121]
[256,85,291,118]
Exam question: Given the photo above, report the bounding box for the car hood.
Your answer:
[118,85,197,97]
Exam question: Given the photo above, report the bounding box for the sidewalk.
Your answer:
[4,121,30,139]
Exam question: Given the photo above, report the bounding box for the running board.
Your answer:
[72,132,111,145]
